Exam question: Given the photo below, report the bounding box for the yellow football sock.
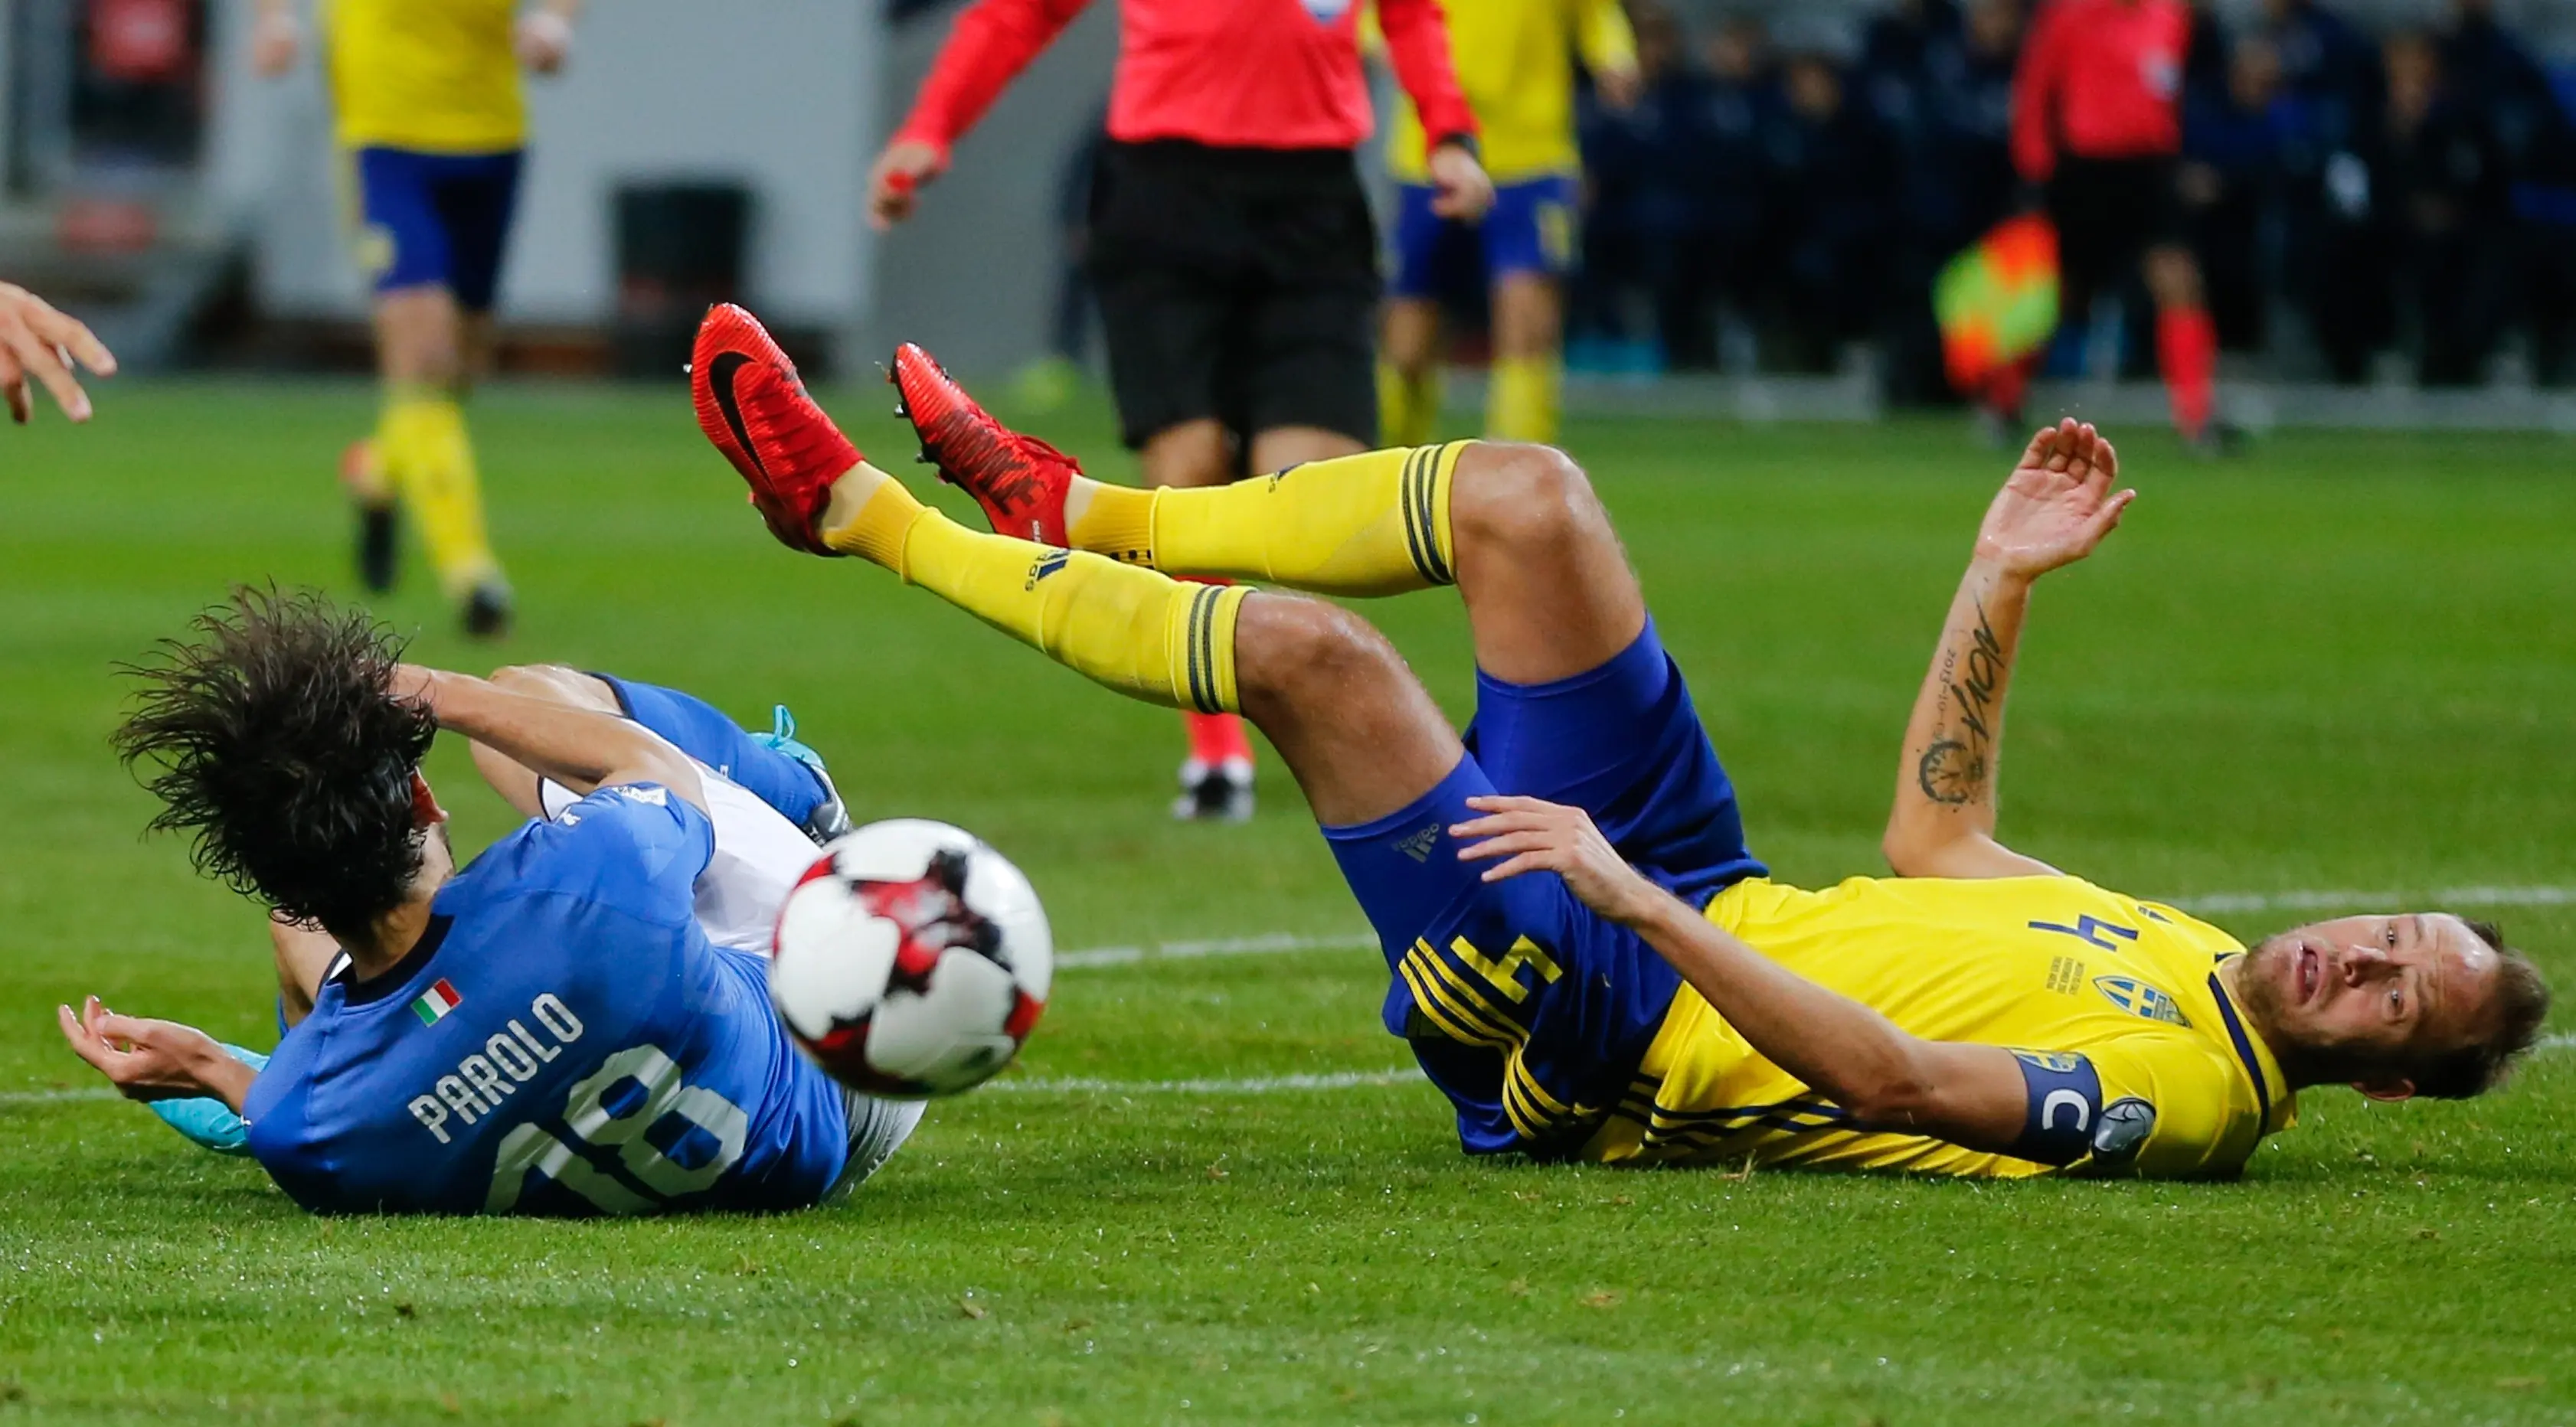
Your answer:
[1064,442,1465,598]
[1486,354,1561,445]
[823,469,1244,714]
[381,391,500,596]
[1378,361,1441,448]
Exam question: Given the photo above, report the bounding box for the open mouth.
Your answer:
[2296,945,2321,1004]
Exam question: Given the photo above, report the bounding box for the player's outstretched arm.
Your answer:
[869,0,1097,228]
[397,666,706,813]
[57,996,257,1113]
[1,282,116,425]
[1882,420,2134,880]
[1455,797,2034,1154]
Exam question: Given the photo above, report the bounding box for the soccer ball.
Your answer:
[768,819,1052,1098]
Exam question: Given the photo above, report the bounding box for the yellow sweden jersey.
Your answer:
[1384,0,1635,184]
[1584,876,2296,1178]
[326,0,525,152]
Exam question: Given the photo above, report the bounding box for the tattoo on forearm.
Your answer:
[1915,599,2007,808]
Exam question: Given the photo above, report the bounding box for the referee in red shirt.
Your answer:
[2011,0,2223,449]
[869,0,1492,821]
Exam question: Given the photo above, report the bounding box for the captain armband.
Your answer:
[2006,1050,2159,1167]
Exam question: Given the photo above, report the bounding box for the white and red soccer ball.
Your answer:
[768,819,1051,1098]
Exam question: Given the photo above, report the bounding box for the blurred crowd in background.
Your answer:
[1562,0,2576,395]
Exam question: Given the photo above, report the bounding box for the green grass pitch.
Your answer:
[2,382,2573,1425]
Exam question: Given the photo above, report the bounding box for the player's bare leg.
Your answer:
[1137,418,1270,820]
[1231,596,1463,825]
[1138,417,1234,492]
[1487,272,1564,445]
[1378,299,1445,447]
[1248,424,1365,475]
[364,286,512,633]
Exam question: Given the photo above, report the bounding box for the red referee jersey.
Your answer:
[892,0,1476,161]
[2010,0,2192,181]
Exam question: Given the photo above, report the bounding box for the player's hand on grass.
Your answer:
[0,282,116,426]
[57,996,253,1108]
[1427,140,1496,222]
[868,141,947,230]
[1452,795,1668,927]
[515,11,573,74]
[1975,416,2136,582]
[250,7,302,77]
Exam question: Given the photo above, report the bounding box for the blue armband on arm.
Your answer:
[2006,1050,2105,1166]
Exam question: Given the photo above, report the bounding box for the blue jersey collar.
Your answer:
[338,915,454,1005]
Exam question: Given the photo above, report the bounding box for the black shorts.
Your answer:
[1087,140,1380,454]
[2047,155,2185,312]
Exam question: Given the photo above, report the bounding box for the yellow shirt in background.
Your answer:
[1584,875,2295,1178]
[327,0,525,152]
[1383,0,1636,184]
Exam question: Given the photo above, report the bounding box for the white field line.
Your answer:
[8,887,2571,1110]
[988,1068,1420,1096]
[1048,886,2576,973]
[1054,932,1381,969]
[2170,886,2576,916]
[15,1044,2576,1112]
[0,1069,1430,1108]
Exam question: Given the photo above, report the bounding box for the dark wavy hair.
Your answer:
[114,587,438,942]
[2410,919,2551,1100]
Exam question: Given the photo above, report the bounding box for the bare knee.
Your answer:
[1449,442,1608,560]
[2146,246,2203,309]
[1233,594,1404,716]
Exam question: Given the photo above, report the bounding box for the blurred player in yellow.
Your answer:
[252,0,583,638]
[1378,0,1638,447]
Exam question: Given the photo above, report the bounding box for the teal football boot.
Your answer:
[748,704,852,844]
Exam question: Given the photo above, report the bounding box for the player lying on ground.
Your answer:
[1,282,116,425]
[694,305,2548,1177]
[61,592,921,1213]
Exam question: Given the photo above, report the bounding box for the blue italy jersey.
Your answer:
[244,784,852,1216]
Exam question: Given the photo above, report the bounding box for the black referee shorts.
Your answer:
[2047,155,2186,314]
[1087,139,1380,454]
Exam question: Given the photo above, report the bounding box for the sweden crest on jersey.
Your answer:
[2094,975,2190,1027]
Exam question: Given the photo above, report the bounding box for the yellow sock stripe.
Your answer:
[1415,947,1527,1044]
[1175,583,1246,715]
[1429,442,1461,583]
[1401,952,1515,1046]
[1182,584,1218,714]
[1395,447,1437,587]
[1397,445,1458,588]
[1420,444,1453,583]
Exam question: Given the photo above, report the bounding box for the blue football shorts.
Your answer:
[1324,618,1765,1156]
[1387,173,1581,300]
[350,146,525,312]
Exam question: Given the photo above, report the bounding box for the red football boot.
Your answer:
[691,304,861,556]
[889,341,1077,547]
